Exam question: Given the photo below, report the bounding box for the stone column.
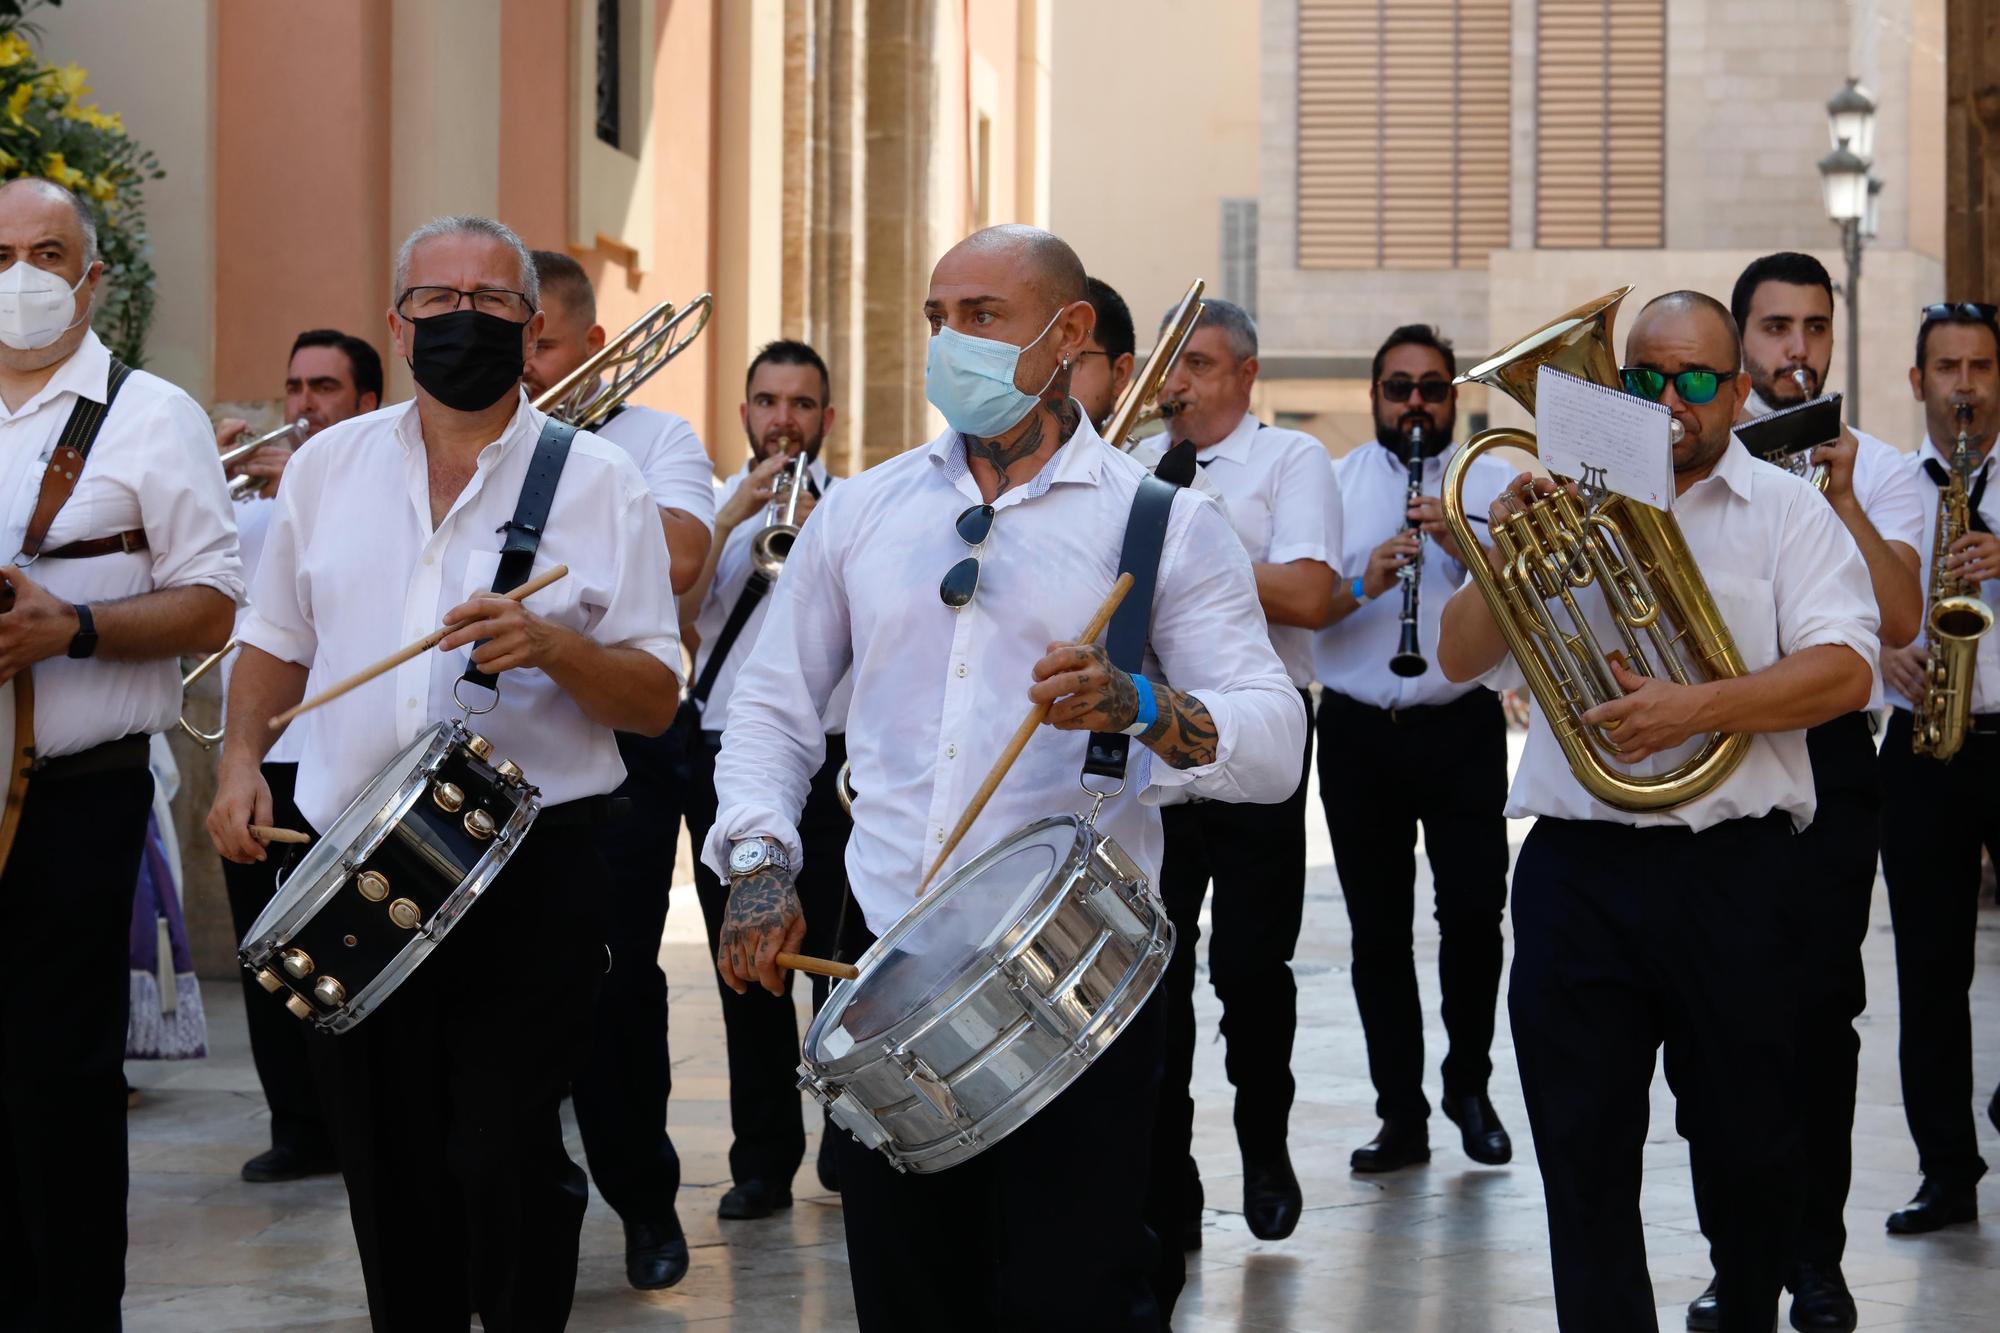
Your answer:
[863,0,937,469]
[1947,0,2000,298]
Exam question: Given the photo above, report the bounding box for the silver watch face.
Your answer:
[729,839,769,875]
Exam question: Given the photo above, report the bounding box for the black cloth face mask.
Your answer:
[408,309,528,411]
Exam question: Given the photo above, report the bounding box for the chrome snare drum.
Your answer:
[240,720,538,1033]
[798,813,1173,1173]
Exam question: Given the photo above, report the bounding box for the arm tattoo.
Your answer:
[1139,686,1219,769]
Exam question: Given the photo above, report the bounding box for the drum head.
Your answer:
[818,818,1077,1048]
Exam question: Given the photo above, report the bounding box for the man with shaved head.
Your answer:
[0,176,243,1328]
[1439,289,1880,1331]
[702,223,1305,1327]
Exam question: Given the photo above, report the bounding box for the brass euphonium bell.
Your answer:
[749,448,810,580]
[1440,287,1752,812]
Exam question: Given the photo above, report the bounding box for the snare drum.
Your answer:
[798,813,1172,1173]
[240,719,539,1033]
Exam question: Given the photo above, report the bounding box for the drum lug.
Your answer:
[898,1052,967,1127]
[1000,958,1079,1043]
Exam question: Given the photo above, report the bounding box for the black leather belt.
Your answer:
[32,733,149,781]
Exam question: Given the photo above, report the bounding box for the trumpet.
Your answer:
[535,294,713,429]
[1388,418,1429,678]
[1912,402,1995,759]
[178,637,240,748]
[1442,287,1751,812]
[1105,279,1204,449]
[221,418,308,500]
[748,447,810,580]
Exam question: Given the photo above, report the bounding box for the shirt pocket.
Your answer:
[1701,569,1780,674]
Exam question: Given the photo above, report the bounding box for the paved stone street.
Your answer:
[124,760,2000,1331]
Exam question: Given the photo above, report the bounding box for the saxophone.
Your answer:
[1912,403,1996,760]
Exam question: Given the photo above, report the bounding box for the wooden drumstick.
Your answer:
[916,572,1135,896]
[268,565,570,730]
[777,951,861,981]
[249,824,312,845]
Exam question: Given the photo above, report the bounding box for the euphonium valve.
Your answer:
[749,448,810,580]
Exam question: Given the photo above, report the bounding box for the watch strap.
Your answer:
[66,603,96,659]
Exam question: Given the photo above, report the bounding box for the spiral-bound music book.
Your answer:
[1535,367,1677,511]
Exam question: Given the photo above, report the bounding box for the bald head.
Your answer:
[1629,290,1741,369]
[948,225,1088,309]
[1625,289,1749,484]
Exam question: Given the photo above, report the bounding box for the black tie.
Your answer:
[1155,438,1198,488]
[1923,458,1992,534]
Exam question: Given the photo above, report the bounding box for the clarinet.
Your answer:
[1388,419,1429,678]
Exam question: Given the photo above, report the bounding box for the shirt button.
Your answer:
[424,553,436,566]
[935,829,945,844]
[405,698,418,710]
[946,744,957,758]
[956,663,967,677]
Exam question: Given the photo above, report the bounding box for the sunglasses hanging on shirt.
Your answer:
[940,503,996,609]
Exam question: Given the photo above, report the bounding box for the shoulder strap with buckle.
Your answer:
[459,416,577,692]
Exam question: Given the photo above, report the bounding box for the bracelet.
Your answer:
[1121,673,1158,737]
[1351,574,1370,605]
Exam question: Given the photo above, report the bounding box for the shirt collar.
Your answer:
[1194,411,1260,466]
[1917,434,1998,479]
[925,400,1109,500]
[1695,435,1759,503]
[393,385,540,463]
[1,328,110,422]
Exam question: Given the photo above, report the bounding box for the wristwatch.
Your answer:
[727,836,792,879]
[66,603,97,659]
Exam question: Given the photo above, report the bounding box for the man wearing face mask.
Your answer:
[207,214,681,1329]
[701,224,1303,1329]
[216,327,381,1190]
[1439,291,1878,1331]
[1313,325,1517,1184]
[1137,297,1339,1281]
[0,177,242,1331]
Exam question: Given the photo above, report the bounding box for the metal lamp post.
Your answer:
[1818,78,1878,422]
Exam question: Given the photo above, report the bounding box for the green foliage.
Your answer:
[0,1,163,366]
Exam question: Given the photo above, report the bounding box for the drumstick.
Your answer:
[268,564,570,730]
[777,951,861,981]
[916,572,1135,896]
[249,824,312,845]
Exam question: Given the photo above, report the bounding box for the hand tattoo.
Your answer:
[1042,642,1139,730]
[719,864,802,980]
[1140,687,1219,769]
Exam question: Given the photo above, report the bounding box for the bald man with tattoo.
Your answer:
[699,224,1304,1330]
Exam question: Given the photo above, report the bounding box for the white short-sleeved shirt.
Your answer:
[1483,438,1879,832]
[239,391,682,831]
[1888,435,2000,716]
[1191,412,1343,687]
[0,331,243,757]
[225,499,304,765]
[1316,440,1514,709]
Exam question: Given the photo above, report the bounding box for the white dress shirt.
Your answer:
[1487,438,1878,831]
[1189,412,1343,687]
[1887,435,2000,715]
[240,391,681,832]
[691,457,851,734]
[0,331,242,757]
[591,402,717,529]
[700,415,1306,935]
[1316,439,1515,708]
[225,499,304,765]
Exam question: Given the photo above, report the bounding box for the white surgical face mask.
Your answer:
[0,261,87,351]
[925,306,1066,439]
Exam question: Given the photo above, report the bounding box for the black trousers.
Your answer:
[1681,711,1878,1269]
[682,723,853,1187]
[1510,814,1801,1333]
[571,726,687,1229]
[222,761,335,1162]
[834,982,1165,1332]
[308,811,609,1333]
[1878,707,2000,1188]
[0,761,152,1333]
[1317,688,1509,1121]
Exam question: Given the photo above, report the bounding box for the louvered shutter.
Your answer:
[1536,0,1665,247]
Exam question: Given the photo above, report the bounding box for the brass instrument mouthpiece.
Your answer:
[1790,367,1812,395]
[1159,398,1187,418]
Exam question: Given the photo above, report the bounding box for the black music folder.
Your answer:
[1735,393,1844,468]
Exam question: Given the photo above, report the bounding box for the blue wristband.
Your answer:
[1351,574,1369,604]
[1121,673,1158,737]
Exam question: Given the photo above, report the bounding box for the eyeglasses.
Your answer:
[396,286,536,321]
[1921,302,2000,322]
[939,503,995,609]
[1378,376,1451,404]
[1620,367,1736,406]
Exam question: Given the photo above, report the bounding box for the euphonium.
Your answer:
[1441,287,1751,812]
[748,448,810,580]
[1912,402,1995,760]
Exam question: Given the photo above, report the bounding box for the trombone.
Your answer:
[221,418,308,501]
[535,294,713,428]
[1104,279,1204,449]
[178,638,239,748]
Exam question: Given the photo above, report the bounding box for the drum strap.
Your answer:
[1083,454,1191,782]
[690,570,770,710]
[460,416,578,692]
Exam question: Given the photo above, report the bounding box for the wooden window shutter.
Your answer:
[1297,0,1513,271]
[1536,0,1665,247]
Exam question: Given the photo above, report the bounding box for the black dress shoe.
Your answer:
[1988,1081,2000,1137]
[1787,1262,1856,1332]
[240,1144,340,1183]
[1685,1277,1720,1331]
[1350,1120,1430,1173]
[817,1134,841,1193]
[1442,1091,1513,1166]
[718,1178,793,1220]
[624,1217,689,1291]
[1242,1148,1302,1241]
[1886,1176,1977,1234]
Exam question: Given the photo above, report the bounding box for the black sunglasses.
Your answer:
[939,504,995,609]
[1379,376,1451,404]
[1922,302,2000,322]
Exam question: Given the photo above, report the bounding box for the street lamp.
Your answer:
[1818,79,1877,421]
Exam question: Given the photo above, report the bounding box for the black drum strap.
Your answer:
[690,570,772,710]
[460,417,577,691]
[1083,462,1187,782]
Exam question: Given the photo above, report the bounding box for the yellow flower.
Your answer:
[0,147,16,172]
[0,34,31,68]
[42,151,84,188]
[62,100,118,130]
[5,81,35,126]
[45,63,88,103]
[88,173,115,202]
